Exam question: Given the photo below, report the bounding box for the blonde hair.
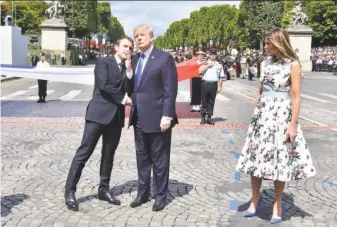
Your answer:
[133,24,154,38]
[265,28,300,65]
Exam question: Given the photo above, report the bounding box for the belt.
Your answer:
[202,80,218,83]
[261,89,291,99]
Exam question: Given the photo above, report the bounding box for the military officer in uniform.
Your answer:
[35,53,50,103]
[198,50,225,125]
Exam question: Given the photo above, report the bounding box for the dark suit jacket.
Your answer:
[85,56,127,127]
[128,47,178,133]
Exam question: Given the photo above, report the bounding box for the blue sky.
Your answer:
[110,1,240,38]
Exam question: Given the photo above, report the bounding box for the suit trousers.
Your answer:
[65,115,122,193]
[201,81,217,117]
[37,79,47,97]
[134,119,172,202]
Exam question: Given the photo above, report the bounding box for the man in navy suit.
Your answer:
[64,36,134,211]
[127,25,178,211]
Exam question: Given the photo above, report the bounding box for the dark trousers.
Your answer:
[134,119,172,202]
[201,81,217,117]
[37,79,47,97]
[65,115,122,193]
[190,77,202,105]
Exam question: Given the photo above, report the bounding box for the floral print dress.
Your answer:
[235,57,316,182]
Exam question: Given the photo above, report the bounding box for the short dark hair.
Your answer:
[115,36,134,48]
[41,52,46,56]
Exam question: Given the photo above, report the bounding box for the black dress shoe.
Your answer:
[97,191,121,205]
[207,116,215,125]
[130,197,149,208]
[65,191,79,211]
[152,200,165,212]
[37,98,43,103]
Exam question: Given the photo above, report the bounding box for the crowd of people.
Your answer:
[311,45,337,72]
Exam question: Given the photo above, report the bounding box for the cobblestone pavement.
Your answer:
[1,78,337,227]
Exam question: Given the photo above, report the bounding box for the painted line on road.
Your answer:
[235,171,241,181]
[322,179,337,188]
[302,103,337,115]
[229,200,238,212]
[318,93,337,100]
[300,94,330,103]
[0,90,29,100]
[223,85,337,132]
[26,90,56,100]
[29,85,38,89]
[59,90,82,100]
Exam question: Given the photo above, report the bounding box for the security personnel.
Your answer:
[36,53,50,103]
[198,50,225,125]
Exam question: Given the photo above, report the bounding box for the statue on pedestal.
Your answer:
[288,1,309,26]
[45,0,67,19]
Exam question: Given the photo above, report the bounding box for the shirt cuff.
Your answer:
[126,71,133,79]
[121,94,128,105]
[162,116,173,121]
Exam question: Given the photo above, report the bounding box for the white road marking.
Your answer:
[299,116,337,132]
[29,85,38,89]
[225,85,337,132]
[216,94,231,101]
[1,90,29,100]
[300,94,330,103]
[59,90,82,100]
[318,93,337,100]
[225,86,255,100]
[26,90,55,100]
[302,103,337,115]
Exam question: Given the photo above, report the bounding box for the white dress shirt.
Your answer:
[114,54,132,105]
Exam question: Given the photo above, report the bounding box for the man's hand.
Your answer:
[126,97,133,106]
[125,52,132,72]
[160,117,171,132]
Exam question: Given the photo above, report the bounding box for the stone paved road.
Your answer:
[1,76,337,227]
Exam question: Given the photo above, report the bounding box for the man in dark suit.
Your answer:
[127,24,178,212]
[64,36,134,211]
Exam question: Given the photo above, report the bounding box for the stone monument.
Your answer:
[286,1,314,72]
[40,1,68,52]
[0,16,28,65]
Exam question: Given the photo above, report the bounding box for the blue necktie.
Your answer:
[135,53,145,86]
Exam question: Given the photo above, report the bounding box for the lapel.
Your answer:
[137,47,157,91]
[111,55,126,80]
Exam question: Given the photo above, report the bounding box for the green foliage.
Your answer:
[304,0,337,46]
[108,16,125,43]
[1,0,50,35]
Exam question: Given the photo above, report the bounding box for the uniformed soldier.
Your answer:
[198,50,225,125]
[36,53,50,103]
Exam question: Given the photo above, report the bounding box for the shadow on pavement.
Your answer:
[76,179,193,206]
[231,189,312,225]
[1,194,29,217]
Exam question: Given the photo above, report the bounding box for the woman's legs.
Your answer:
[247,175,262,212]
[273,180,285,218]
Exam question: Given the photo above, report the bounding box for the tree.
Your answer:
[108,16,125,43]
[239,0,284,49]
[2,0,50,35]
[97,2,110,36]
[1,2,11,26]
[304,0,337,46]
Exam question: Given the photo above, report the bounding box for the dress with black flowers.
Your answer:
[235,57,316,182]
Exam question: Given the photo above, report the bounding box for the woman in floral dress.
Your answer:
[236,28,316,224]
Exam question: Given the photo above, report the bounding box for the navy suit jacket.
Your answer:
[85,56,127,126]
[128,47,178,133]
